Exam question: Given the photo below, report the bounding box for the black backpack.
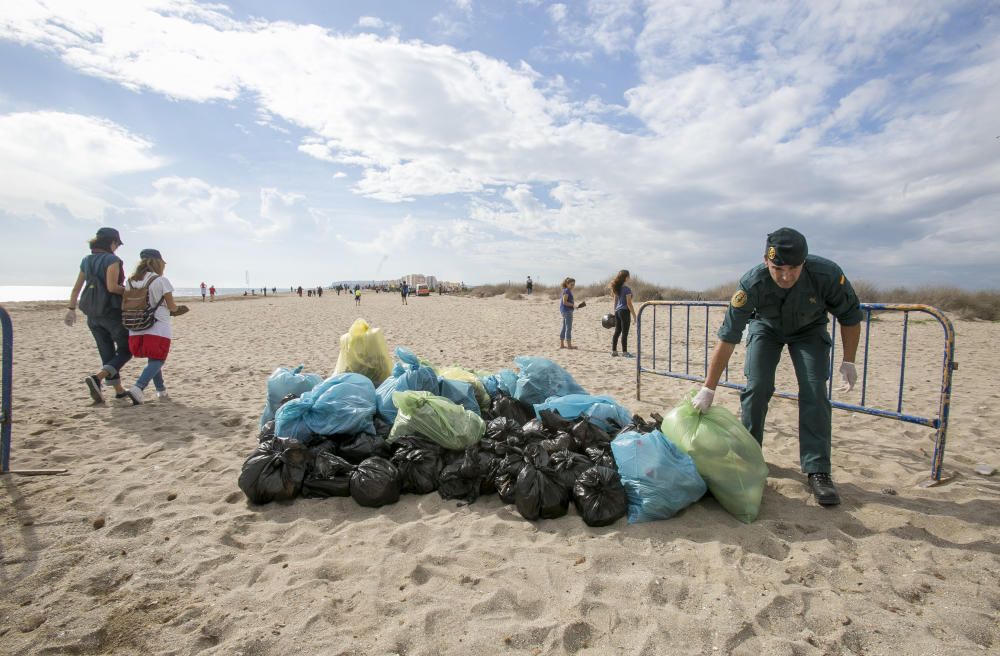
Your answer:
[78,253,122,318]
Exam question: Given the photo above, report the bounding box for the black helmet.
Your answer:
[601,314,615,329]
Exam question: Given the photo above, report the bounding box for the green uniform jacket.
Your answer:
[718,255,863,343]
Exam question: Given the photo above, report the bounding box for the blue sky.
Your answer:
[1,0,998,289]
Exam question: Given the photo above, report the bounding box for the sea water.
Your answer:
[0,286,256,303]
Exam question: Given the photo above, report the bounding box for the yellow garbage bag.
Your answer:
[334,319,393,387]
[438,366,490,412]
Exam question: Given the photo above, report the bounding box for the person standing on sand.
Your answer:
[401,281,409,305]
[209,285,216,301]
[354,288,362,306]
[526,276,533,294]
[65,227,131,403]
[609,270,636,358]
[559,277,578,349]
[691,228,861,506]
[200,282,207,302]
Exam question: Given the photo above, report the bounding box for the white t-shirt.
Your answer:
[126,272,174,339]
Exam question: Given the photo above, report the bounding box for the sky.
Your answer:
[1,0,998,289]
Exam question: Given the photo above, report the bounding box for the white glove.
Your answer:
[691,386,715,414]
[64,308,76,327]
[839,362,857,392]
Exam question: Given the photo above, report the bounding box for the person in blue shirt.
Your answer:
[609,269,636,357]
[559,277,577,349]
[401,281,409,305]
[692,228,862,506]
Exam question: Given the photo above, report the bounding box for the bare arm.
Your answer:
[163,292,178,313]
[626,293,636,320]
[840,323,860,363]
[105,262,125,295]
[68,271,85,308]
[704,340,737,390]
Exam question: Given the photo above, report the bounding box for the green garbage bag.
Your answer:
[438,366,491,412]
[389,390,486,451]
[660,391,769,523]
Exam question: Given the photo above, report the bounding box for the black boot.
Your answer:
[808,473,841,506]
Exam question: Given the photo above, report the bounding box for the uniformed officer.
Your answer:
[693,228,862,505]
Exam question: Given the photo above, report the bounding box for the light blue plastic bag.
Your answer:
[390,346,422,377]
[534,394,632,432]
[611,429,706,523]
[259,364,323,427]
[438,378,481,415]
[495,369,519,396]
[512,357,586,405]
[375,366,440,423]
[480,374,499,398]
[275,373,377,441]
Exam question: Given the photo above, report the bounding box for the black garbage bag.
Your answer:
[338,432,391,464]
[514,451,569,520]
[479,452,503,495]
[585,445,617,470]
[616,413,663,436]
[521,418,550,443]
[373,416,393,439]
[479,437,499,454]
[438,447,483,503]
[494,450,527,504]
[238,437,309,505]
[486,416,523,442]
[302,451,356,498]
[391,436,444,494]
[541,431,577,454]
[539,409,574,433]
[550,450,594,489]
[349,457,401,507]
[570,418,612,450]
[441,448,466,466]
[573,466,627,527]
[258,420,276,443]
[491,394,534,425]
[278,392,300,408]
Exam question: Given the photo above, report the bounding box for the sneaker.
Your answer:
[611,351,619,357]
[125,386,144,406]
[156,390,171,402]
[84,375,104,404]
[622,352,635,358]
[807,473,841,506]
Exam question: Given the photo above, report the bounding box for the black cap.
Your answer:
[139,248,164,261]
[766,227,807,266]
[96,227,123,245]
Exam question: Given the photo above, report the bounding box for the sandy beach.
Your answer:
[0,291,997,655]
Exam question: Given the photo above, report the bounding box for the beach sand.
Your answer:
[1,292,997,655]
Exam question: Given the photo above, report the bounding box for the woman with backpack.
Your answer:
[121,248,187,405]
[65,227,131,403]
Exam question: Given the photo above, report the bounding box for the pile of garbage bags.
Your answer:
[239,319,769,526]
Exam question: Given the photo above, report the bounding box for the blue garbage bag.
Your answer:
[375,366,440,423]
[259,364,323,427]
[438,378,481,416]
[390,346,423,377]
[512,357,586,405]
[480,374,499,398]
[610,429,706,523]
[534,394,632,432]
[275,373,377,441]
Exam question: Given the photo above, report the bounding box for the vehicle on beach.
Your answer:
[415,284,430,296]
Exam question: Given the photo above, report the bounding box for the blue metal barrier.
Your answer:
[1,305,12,473]
[635,301,957,484]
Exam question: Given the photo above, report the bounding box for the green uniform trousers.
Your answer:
[740,326,832,474]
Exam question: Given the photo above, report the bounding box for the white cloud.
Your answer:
[332,171,347,179]
[0,110,163,219]
[134,176,245,233]
[548,4,567,23]
[357,16,384,29]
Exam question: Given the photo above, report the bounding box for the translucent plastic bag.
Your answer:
[275,373,377,441]
[512,356,586,405]
[388,390,486,451]
[375,365,440,423]
[259,365,323,427]
[533,394,632,433]
[610,429,706,523]
[439,366,491,411]
[438,378,481,415]
[660,392,769,523]
[334,319,393,386]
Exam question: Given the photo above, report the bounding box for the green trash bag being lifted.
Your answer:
[389,390,486,451]
[660,391,769,523]
[334,318,393,387]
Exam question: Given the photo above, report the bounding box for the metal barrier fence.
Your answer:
[1,305,12,473]
[635,301,957,484]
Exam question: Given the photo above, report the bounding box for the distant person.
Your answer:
[559,277,578,350]
[691,228,861,506]
[297,286,303,297]
[526,276,533,294]
[209,285,216,301]
[65,227,130,403]
[317,286,323,298]
[354,288,362,306]
[262,287,267,297]
[272,287,276,295]
[122,248,188,405]
[609,269,636,357]
[336,286,341,296]
[401,282,409,305]
[200,282,207,302]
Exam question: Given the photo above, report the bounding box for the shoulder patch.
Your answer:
[731,289,748,308]
[839,274,845,285]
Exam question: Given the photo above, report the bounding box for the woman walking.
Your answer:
[65,227,131,403]
[559,277,577,349]
[609,269,637,357]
